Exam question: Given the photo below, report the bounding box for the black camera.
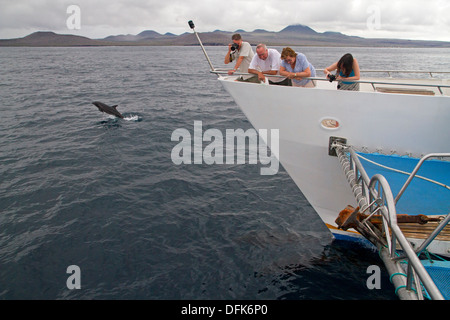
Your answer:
[327,74,336,82]
[231,43,239,52]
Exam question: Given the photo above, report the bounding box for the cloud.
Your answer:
[0,0,448,41]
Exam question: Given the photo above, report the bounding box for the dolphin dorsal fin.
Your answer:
[112,105,118,109]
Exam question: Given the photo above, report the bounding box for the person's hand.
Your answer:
[258,72,266,82]
[228,70,235,75]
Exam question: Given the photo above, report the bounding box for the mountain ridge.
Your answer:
[1,24,449,47]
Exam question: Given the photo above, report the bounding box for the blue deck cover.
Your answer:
[356,153,450,216]
[422,260,450,300]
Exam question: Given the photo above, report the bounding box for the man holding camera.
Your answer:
[224,33,254,76]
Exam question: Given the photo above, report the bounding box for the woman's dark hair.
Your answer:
[337,53,354,77]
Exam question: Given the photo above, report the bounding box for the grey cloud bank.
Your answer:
[0,0,449,42]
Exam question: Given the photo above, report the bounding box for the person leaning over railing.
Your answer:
[279,47,316,87]
[324,53,360,91]
[247,44,291,86]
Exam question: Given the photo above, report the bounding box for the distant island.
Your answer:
[1,24,449,47]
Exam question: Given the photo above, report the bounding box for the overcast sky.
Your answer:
[0,0,449,41]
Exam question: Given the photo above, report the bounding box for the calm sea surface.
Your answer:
[0,46,448,301]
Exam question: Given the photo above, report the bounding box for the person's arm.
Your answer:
[280,66,310,79]
[248,55,262,79]
[248,68,277,81]
[228,56,245,75]
[234,56,245,71]
[224,44,232,64]
[349,58,360,80]
[279,66,291,77]
[248,68,263,81]
[296,67,311,78]
[280,66,297,79]
[324,62,338,76]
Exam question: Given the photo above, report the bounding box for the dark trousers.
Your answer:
[269,78,292,86]
[239,75,292,86]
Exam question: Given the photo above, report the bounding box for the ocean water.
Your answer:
[0,46,448,301]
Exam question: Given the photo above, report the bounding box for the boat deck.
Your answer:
[400,220,450,242]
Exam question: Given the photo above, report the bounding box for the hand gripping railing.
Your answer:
[333,143,445,300]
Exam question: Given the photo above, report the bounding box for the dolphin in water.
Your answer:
[92,101,124,119]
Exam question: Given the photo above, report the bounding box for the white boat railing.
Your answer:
[332,142,446,300]
[356,70,450,78]
[212,69,450,95]
[317,69,450,78]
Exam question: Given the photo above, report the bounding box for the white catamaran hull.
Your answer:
[219,77,450,253]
